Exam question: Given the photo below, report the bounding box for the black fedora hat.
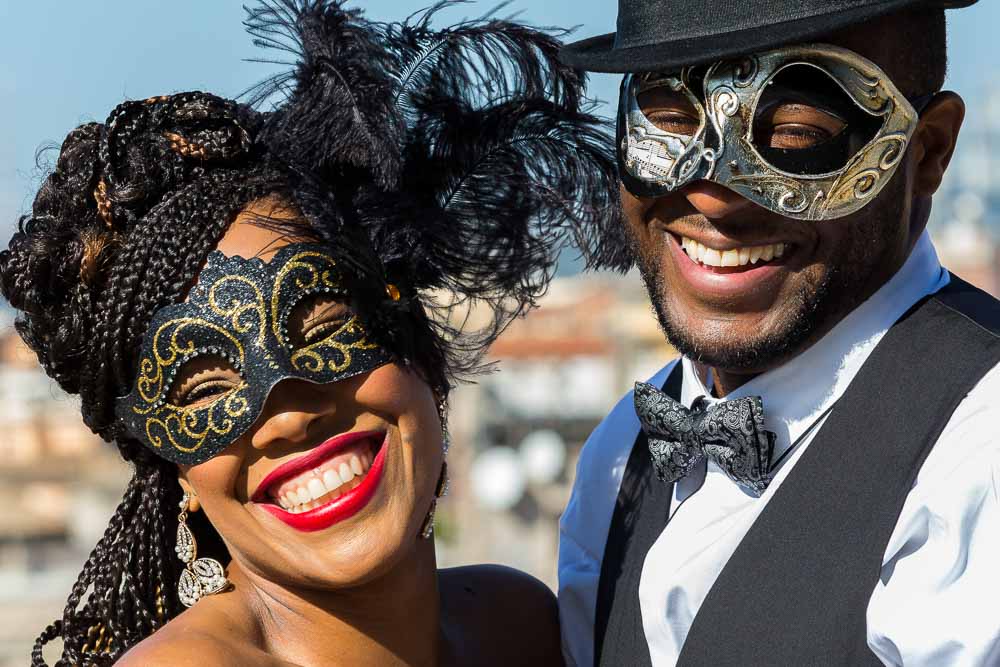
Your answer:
[561,0,978,73]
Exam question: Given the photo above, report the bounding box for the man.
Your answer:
[557,1,998,665]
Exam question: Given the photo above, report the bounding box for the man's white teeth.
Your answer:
[274,454,373,513]
[681,236,787,267]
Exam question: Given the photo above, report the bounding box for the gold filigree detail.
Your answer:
[206,274,267,346]
[290,315,381,374]
[134,318,246,408]
[620,44,918,222]
[143,382,249,453]
[121,245,390,461]
[270,250,345,344]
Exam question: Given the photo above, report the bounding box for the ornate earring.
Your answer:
[175,493,229,607]
[420,399,452,539]
[420,460,450,539]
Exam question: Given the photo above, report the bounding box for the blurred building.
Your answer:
[437,270,676,585]
[928,84,1000,296]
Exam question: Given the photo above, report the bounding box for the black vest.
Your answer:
[593,276,1000,666]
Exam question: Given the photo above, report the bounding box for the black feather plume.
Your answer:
[241,0,623,380]
[380,1,581,121]
[244,0,403,188]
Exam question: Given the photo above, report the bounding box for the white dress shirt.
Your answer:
[558,232,1000,666]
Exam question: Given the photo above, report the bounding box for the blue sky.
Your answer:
[3,1,998,233]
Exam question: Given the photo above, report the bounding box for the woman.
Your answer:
[1,1,619,664]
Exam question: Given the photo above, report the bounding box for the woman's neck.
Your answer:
[229,539,443,666]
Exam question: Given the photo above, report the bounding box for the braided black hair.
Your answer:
[2,1,620,663]
[5,92,282,665]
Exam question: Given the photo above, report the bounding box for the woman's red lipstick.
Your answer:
[253,430,388,532]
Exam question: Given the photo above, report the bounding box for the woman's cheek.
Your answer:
[354,366,444,518]
[181,449,247,510]
[350,363,436,416]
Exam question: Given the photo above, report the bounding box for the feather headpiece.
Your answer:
[238,0,623,384]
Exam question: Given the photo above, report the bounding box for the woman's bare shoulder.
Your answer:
[117,628,243,667]
[440,564,564,666]
[117,602,287,667]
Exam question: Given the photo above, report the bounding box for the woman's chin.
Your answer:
[236,498,430,590]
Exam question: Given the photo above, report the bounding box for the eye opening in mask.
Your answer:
[167,354,244,409]
[749,62,886,176]
[285,292,354,350]
[623,69,712,187]
[635,70,707,140]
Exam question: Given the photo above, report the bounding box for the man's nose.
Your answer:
[682,181,754,220]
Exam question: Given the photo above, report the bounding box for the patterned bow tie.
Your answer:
[633,381,777,495]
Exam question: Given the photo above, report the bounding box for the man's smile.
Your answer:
[679,234,789,268]
[659,226,803,305]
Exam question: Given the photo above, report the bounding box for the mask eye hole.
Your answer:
[753,102,847,150]
[751,63,885,175]
[168,355,242,408]
[637,86,702,137]
[286,294,352,348]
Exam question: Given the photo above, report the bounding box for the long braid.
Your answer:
[4,93,270,665]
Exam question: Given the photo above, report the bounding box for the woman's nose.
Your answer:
[249,380,324,451]
[682,180,754,220]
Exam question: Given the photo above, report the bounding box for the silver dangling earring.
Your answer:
[421,401,451,539]
[176,493,229,607]
[420,460,450,539]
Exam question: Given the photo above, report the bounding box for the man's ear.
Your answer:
[911,91,965,197]
[178,475,201,513]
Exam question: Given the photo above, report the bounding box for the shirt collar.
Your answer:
[681,231,950,462]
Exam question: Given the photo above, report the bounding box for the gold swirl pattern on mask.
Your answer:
[143,382,250,453]
[269,250,345,345]
[118,244,394,462]
[289,315,381,374]
[206,273,267,346]
[268,249,382,373]
[133,318,247,411]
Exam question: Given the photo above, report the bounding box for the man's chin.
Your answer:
[654,301,825,374]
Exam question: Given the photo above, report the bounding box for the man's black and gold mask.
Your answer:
[115,243,392,465]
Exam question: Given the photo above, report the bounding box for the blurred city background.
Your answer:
[3,1,1000,664]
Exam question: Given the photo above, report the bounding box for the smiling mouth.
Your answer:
[253,430,387,531]
[269,442,378,513]
[678,234,791,270]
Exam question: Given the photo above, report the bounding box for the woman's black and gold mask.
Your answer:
[115,243,392,464]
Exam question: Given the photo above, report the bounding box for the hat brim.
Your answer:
[560,0,978,73]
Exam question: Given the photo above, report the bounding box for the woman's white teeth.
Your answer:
[322,469,340,491]
[307,478,326,499]
[338,462,353,483]
[681,236,786,267]
[273,454,372,513]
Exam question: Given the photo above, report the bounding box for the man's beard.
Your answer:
[627,176,907,372]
